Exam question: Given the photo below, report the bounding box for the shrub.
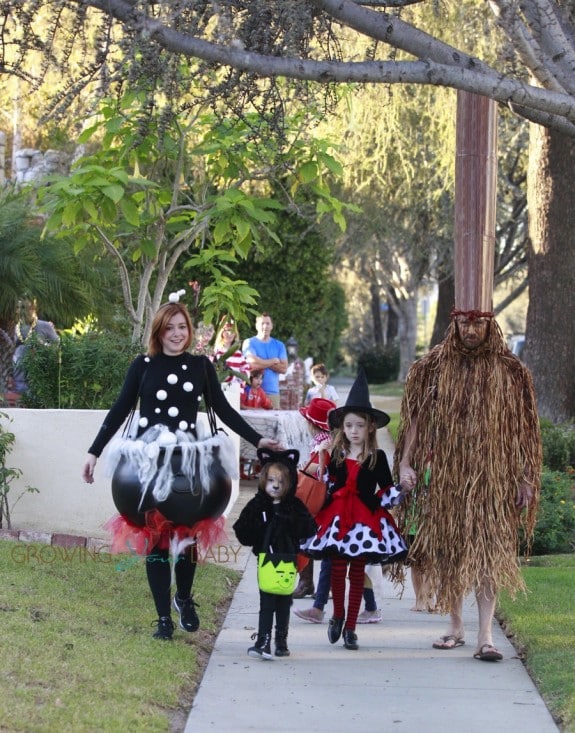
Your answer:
[0,412,38,528]
[528,469,575,555]
[357,344,400,384]
[19,331,138,409]
[540,419,575,471]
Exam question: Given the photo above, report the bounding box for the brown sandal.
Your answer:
[473,644,503,661]
[432,635,465,650]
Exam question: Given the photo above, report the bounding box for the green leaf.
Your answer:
[233,229,252,258]
[78,124,101,144]
[101,185,125,203]
[233,217,250,242]
[213,219,230,245]
[61,202,83,227]
[318,152,344,176]
[298,161,318,183]
[139,238,157,258]
[82,200,100,222]
[120,198,140,227]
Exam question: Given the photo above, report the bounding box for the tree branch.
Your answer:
[79,0,575,134]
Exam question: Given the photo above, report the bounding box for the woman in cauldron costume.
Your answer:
[82,293,279,640]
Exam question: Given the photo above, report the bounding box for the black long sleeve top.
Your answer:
[88,352,261,456]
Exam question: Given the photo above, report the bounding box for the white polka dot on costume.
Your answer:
[144,356,150,362]
[183,382,193,392]
[156,390,167,400]
[179,420,188,431]
[182,364,188,370]
[168,406,179,417]
[167,373,178,384]
[138,416,148,428]
[155,408,161,414]
[197,395,202,401]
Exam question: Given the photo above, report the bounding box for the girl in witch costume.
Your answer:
[301,369,410,650]
[233,449,317,659]
[82,293,279,641]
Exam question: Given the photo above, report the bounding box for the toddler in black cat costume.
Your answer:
[233,449,316,659]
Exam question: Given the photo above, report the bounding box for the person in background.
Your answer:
[242,313,287,408]
[233,449,316,659]
[11,298,59,395]
[304,363,339,405]
[292,397,335,599]
[301,369,410,650]
[240,369,273,410]
[82,294,280,641]
[211,315,250,392]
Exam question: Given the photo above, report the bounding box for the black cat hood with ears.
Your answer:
[256,448,300,497]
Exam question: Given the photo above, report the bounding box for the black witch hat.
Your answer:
[328,368,390,430]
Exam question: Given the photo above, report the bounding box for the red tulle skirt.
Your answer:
[104,509,227,557]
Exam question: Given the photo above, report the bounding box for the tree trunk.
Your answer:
[386,303,398,343]
[430,273,454,347]
[396,297,418,382]
[370,281,384,348]
[525,126,575,423]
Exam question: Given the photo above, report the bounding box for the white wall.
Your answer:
[1,389,241,538]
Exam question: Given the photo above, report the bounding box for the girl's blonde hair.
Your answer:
[332,411,378,470]
[214,317,239,350]
[148,303,194,356]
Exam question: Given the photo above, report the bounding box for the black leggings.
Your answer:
[258,590,292,636]
[145,544,197,618]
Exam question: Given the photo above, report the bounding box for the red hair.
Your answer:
[148,303,193,356]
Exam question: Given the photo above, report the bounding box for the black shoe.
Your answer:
[343,629,359,650]
[275,630,290,657]
[248,632,273,660]
[173,594,200,632]
[152,616,175,640]
[328,617,344,644]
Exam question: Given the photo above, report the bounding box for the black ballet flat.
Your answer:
[343,629,359,650]
[328,617,344,644]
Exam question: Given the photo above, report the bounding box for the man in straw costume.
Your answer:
[394,92,542,662]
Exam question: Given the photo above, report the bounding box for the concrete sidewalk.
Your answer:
[184,484,559,733]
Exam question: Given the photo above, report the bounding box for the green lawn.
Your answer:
[0,540,240,732]
[498,554,575,733]
[368,380,405,398]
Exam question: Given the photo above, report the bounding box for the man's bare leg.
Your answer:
[410,566,426,611]
[432,594,464,648]
[474,579,502,659]
[411,567,435,612]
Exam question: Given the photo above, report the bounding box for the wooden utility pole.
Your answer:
[454,91,498,312]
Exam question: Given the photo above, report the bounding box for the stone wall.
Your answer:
[12,147,69,184]
[0,133,70,185]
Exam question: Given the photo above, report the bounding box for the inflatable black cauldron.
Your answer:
[111,445,232,527]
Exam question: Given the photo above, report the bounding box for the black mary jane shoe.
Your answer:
[328,617,344,644]
[343,629,359,650]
